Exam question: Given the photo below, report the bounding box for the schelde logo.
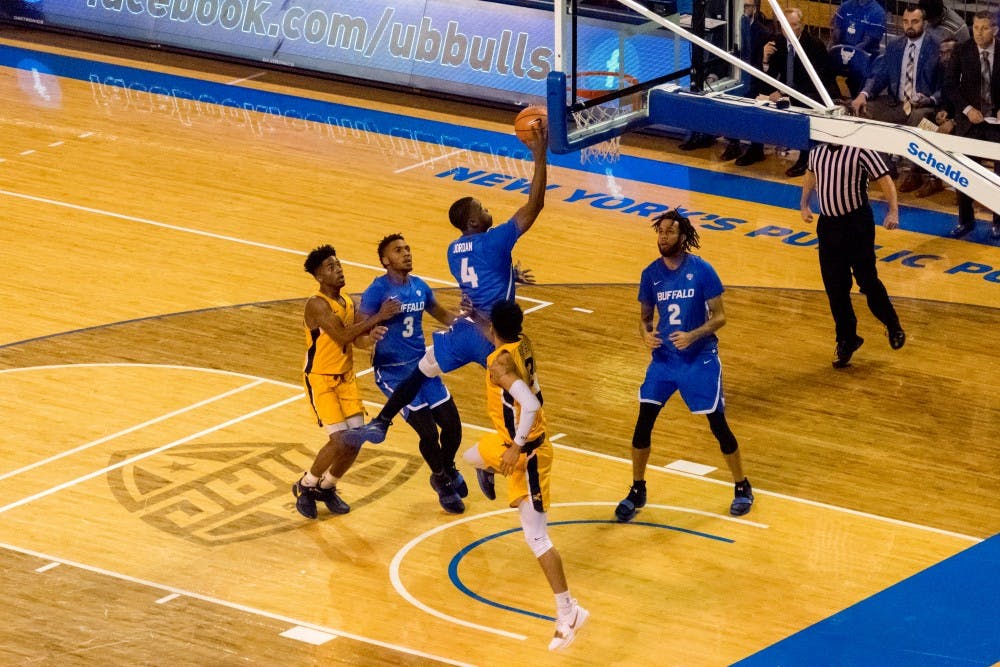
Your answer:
[907,141,970,188]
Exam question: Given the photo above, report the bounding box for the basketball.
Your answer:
[514,105,547,145]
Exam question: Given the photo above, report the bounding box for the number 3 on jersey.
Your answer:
[460,258,479,288]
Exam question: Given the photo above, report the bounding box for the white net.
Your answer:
[572,104,622,164]
[571,72,642,164]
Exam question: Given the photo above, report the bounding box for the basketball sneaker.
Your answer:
[316,485,350,514]
[429,471,465,514]
[730,478,754,516]
[615,483,646,522]
[446,466,469,498]
[292,479,319,519]
[548,601,589,651]
[341,417,390,448]
[476,468,496,500]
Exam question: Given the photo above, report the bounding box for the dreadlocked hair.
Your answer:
[652,209,700,252]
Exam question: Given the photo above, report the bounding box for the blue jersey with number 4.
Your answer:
[638,254,724,362]
[360,274,435,368]
[447,218,520,314]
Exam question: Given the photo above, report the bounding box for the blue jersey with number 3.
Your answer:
[446,218,520,313]
[638,254,724,362]
[360,274,435,368]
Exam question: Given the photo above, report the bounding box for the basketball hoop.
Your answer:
[572,71,641,164]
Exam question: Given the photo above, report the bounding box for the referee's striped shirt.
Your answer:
[806,144,891,217]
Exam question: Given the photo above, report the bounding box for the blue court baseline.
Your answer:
[0,44,986,244]
[735,534,1000,666]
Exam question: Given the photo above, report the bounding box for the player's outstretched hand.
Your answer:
[513,260,536,285]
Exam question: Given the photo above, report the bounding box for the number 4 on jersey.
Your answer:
[460,258,479,288]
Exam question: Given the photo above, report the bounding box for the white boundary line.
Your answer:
[0,379,267,483]
[0,392,301,515]
[0,188,456,287]
[388,501,769,638]
[394,149,466,174]
[4,540,472,667]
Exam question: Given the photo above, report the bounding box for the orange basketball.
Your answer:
[514,105,547,145]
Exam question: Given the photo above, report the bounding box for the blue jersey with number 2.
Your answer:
[638,254,724,362]
[446,218,520,313]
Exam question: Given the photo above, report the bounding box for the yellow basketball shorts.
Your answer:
[476,431,552,512]
[304,371,363,428]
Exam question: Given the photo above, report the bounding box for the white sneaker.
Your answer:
[548,602,589,651]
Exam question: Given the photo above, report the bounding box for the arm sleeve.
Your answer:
[507,379,540,447]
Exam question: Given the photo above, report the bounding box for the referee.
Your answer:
[800,143,907,368]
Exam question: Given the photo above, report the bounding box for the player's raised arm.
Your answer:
[512,123,549,235]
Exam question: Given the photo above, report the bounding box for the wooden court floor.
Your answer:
[0,25,998,666]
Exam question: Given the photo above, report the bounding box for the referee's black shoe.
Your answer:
[832,336,864,369]
[888,328,906,350]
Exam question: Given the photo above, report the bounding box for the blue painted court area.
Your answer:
[735,534,1000,666]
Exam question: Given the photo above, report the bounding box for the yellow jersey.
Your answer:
[485,334,546,448]
[303,291,355,376]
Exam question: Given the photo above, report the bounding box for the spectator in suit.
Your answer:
[850,5,942,192]
[944,11,1000,240]
[721,0,774,161]
[736,7,835,177]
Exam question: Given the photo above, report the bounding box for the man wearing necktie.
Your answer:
[944,10,1000,239]
[850,6,943,192]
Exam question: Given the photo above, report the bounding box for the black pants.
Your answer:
[957,123,1000,226]
[817,206,900,343]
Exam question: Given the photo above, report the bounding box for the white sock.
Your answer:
[320,471,340,490]
[300,472,320,487]
[555,591,574,618]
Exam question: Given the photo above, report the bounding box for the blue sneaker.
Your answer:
[429,472,465,514]
[341,417,390,448]
[730,479,754,516]
[615,484,646,522]
[292,480,318,519]
[316,486,350,514]
[476,468,496,500]
[446,466,469,498]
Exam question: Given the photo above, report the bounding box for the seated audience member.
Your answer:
[832,0,887,59]
[917,36,958,197]
[943,11,1000,240]
[829,0,886,96]
[850,5,942,193]
[722,0,774,161]
[736,8,835,177]
[919,0,970,46]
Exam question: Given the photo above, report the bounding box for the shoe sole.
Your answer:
[614,498,645,522]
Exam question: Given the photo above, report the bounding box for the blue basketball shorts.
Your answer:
[374,361,451,419]
[638,351,724,414]
[430,316,494,373]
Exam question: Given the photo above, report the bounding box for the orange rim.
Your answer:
[574,71,640,100]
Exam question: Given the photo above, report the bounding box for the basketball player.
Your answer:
[293,245,401,519]
[342,122,550,448]
[462,300,588,651]
[358,234,467,514]
[615,210,754,522]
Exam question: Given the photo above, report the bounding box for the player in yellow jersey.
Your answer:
[462,300,588,651]
[293,244,401,519]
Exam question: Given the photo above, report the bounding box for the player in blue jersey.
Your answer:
[342,122,549,448]
[615,210,754,521]
[359,234,468,514]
